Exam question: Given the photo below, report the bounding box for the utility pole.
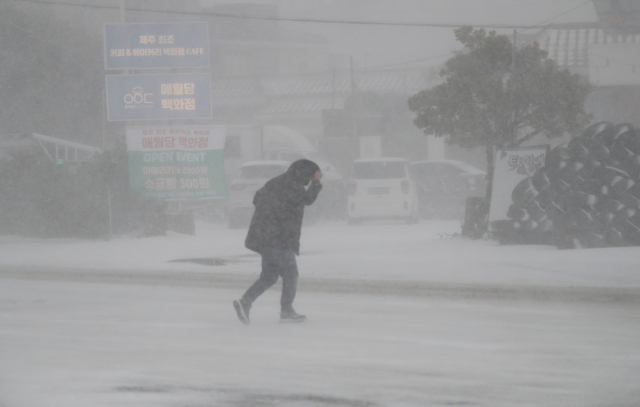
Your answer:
[511,29,517,146]
[104,0,126,241]
[350,55,356,93]
[331,69,336,109]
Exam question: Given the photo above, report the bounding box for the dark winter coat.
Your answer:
[245,159,322,255]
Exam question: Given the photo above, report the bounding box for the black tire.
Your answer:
[621,217,640,245]
[578,178,602,196]
[567,138,590,161]
[544,144,570,175]
[494,220,521,245]
[601,198,625,214]
[610,175,635,197]
[531,169,552,191]
[592,144,612,164]
[610,123,638,152]
[605,225,626,247]
[555,164,580,186]
[537,218,554,233]
[627,183,640,200]
[621,192,640,211]
[614,207,636,223]
[572,160,597,179]
[525,199,547,222]
[573,207,597,226]
[569,190,598,208]
[546,200,568,221]
[582,121,615,148]
[610,139,635,163]
[594,167,630,198]
[624,155,640,179]
[554,228,578,250]
[507,204,529,222]
[511,177,539,208]
[572,231,608,249]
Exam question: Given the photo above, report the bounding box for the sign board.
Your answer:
[126,125,228,200]
[106,73,212,121]
[104,23,209,69]
[488,146,547,222]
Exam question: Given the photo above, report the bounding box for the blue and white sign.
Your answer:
[106,73,212,121]
[104,23,210,69]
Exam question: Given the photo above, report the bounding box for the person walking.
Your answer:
[233,159,323,324]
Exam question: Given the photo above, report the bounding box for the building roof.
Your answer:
[528,25,640,69]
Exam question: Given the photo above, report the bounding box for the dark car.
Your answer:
[410,160,487,220]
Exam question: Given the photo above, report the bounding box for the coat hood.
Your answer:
[286,159,320,185]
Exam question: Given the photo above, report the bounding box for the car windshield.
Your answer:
[239,165,287,180]
[352,161,407,179]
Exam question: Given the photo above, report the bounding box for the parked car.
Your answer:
[263,150,347,220]
[346,158,419,224]
[410,159,487,220]
[227,160,289,229]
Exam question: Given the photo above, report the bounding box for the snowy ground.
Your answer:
[1,219,639,407]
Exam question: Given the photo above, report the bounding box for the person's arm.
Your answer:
[300,170,323,205]
[301,179,323,205]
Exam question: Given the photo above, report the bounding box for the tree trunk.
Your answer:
[485,144,494,203]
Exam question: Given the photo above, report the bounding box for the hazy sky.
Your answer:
[200,0,599,70]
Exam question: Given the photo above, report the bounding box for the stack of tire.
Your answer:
[497,122,640,249]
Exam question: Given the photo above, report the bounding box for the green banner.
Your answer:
[126,126,228,200]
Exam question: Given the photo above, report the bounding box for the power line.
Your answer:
[517,0,593,35]
[8,0,595,30]
[534,0,593,27]
[4,0,601,78]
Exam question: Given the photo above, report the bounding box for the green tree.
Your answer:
[408,26,592,198]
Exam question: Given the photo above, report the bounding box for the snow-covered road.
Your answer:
[2,278,638,407]
[1,220,639,406]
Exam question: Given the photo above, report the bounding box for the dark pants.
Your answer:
[242,247,298,313]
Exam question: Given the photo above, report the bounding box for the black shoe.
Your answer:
[280,310,306,323]
[233,299,250,325]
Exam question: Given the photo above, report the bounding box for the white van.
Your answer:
[347,158,419,224]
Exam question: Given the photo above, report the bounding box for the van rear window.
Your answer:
[351,161,407,179]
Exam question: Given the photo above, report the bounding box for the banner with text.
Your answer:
[106,73,212,121]
[104,22,210,70]
[488,146,548,222]
[126,125,228,200]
